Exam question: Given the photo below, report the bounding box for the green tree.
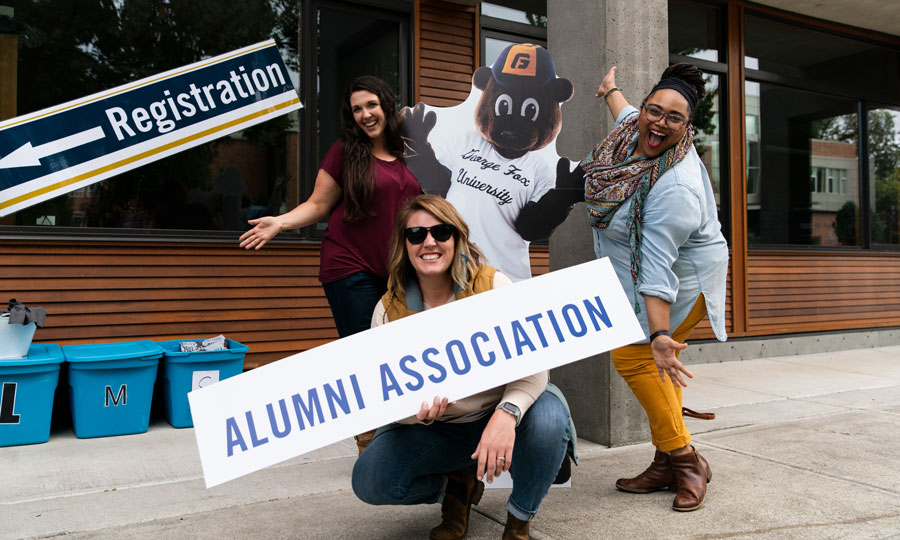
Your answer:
[833,200,857,245]
[816,110,900,181]
[874,170,900,244]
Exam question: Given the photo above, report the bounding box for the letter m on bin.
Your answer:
[105,384,127,407]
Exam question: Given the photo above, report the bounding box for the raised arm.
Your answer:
[239,168,342,250]
[595,66,631,121]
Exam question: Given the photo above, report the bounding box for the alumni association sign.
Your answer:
[189,258,644,488]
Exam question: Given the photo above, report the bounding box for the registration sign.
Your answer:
[0,39,302,217]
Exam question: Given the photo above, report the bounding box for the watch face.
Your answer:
[502,402,520,415]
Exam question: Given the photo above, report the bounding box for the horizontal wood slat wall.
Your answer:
[747,252,900,335]
[0,241,550,369]
[6,241,897,365]
[416,0,477,106]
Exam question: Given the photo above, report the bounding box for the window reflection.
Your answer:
[481,1,546,27]
[3,1,301,233]
[870,106,900,246]
[693,74,722,207]
[745,13,899,100]
[668,0,722,62]
[484,37,515,68]
[746,82,859,246]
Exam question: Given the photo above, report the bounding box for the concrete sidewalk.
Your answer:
[3,346,900,540]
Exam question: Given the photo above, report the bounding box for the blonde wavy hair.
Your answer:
[386,194,485,297]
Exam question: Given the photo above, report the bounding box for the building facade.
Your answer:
[0,0,898,371]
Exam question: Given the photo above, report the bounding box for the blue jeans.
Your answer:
[321,272,387,338]
[352,391,570,521]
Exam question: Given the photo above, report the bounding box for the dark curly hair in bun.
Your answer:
[661,63,706,99]
[647,62,707,116]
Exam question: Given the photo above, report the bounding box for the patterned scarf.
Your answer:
[580,114,694,313]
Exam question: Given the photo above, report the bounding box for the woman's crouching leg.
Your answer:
[351,424,464,506]
[507,391,570,521]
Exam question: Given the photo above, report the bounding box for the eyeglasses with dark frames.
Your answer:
[642,104,688,129]
[404,224,456,244]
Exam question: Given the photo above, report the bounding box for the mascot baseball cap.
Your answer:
[491,43,557,89]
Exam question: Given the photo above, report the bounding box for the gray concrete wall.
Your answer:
[547,0,668,447]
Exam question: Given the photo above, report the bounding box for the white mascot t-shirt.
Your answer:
[432,131,555,282]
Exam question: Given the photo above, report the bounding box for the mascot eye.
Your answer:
[495,94,514,116]
[521,98,539,121]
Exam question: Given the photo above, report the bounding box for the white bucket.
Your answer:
[0,313,37,359]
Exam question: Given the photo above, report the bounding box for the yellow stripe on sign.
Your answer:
[0,97,301,212]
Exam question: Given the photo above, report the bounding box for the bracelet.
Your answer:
[649,330,671,342]
[603,87,621,100]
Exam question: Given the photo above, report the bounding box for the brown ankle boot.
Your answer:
[615,449,676,493]
[429,470,484,540]
[353,429,376,455]
[502,512,530,540]
[670,446,711,511]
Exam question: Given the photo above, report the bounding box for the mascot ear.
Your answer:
[550,77,575,103]
[473,67,493,90]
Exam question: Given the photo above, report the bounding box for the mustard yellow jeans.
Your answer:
[611,295,707,452]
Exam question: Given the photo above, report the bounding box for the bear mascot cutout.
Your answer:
[402,43,583,282]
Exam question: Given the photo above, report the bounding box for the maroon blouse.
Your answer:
[318,140,421,283]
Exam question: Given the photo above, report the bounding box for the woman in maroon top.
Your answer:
[239,76,421,338]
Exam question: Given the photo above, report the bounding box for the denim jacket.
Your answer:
[592,106,729,342]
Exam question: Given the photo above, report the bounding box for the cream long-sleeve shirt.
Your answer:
[371,271,548,424]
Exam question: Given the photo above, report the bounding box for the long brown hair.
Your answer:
[339,76,405,222]
[386,195,484,297]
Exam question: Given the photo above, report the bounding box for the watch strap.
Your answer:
[496,401,521,425]
[649,330,672,342]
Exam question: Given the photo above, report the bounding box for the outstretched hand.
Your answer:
[239,216,282,250]
[555,157,585,190]
[401,103,437,156]
[595,66,618,99]
[650,335,693,387]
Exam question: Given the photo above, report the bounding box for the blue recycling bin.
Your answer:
[63,340,163,438]
[0,344,64,446]
[156,338,248,427]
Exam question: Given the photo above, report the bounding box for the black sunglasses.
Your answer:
[404,224,456,244]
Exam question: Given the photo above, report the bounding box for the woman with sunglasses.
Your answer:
[353,194,573,540]
[582,63,728,512]
[239,76,420,337]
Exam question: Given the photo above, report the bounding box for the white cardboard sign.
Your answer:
[0,40,301,216]
[189,258,643,488]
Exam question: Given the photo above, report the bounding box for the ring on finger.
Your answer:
[496,456,506,462]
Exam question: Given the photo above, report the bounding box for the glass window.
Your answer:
[668,0,727,243]
[746,82,859,247]
[301,2,408,236]
[480,1,546,68]
[668,0,723,62]
[1,1,301,234]
[482,1,546,27]
[315,6,403,164]
[484,36,517,68]
[694,74,724,205]
[745,13,900,102]
[870,106,900,246]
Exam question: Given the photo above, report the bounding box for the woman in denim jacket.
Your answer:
[583,63,728,512]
